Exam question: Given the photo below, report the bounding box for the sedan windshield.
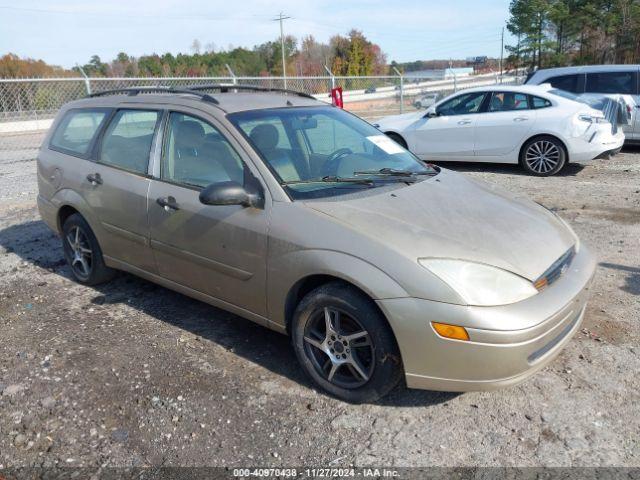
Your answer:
[228,106,436,199]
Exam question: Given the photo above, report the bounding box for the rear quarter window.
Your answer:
[532,96,552,108]
[50,109,108,156]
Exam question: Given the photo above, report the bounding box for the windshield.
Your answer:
[228,106,435,199]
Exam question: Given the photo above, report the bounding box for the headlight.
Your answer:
[419,259,538,306]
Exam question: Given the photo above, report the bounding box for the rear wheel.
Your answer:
[520,136,566,176]
[61,213,116,285]
[291,282,403,403]
[385,132,407,149]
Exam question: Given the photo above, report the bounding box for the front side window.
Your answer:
[437,92,486,116]
[228,106,436,199]
[488,92,530,112]
[586,71,636,94]
[50,109,108,156]
[99,109,159,174]
[162,112,244,189]
[547,74,580,93]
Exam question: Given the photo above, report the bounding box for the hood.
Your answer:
[305,169,576,281]
[375,110,426,131]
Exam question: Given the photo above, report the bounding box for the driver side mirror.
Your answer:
[199,181,263,209]
[424,106,438,118]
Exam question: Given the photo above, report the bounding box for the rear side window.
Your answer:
[488,92,529,111]
[99,109,160,175]
[586,71,636,94]
[532,96,552,108]
[547,74,580,93]
[50,110,107,156]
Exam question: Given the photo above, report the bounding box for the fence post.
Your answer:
[76,64,92,95]
[324,65,335,92]
[225,64,237,85]
[392,67,404,114]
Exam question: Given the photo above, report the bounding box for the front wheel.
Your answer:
[291,282,403,403]
[520,136,567,176]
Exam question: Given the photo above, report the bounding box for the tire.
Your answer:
[61,213,116,285]
[414,101,422,109]
[520,136,567,176]
[291,282,403,403]
[385,132,407,149]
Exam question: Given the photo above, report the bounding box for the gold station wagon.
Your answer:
[37,85,595,402]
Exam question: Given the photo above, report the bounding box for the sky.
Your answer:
[0,0,514,70]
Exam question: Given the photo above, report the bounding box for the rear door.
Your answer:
[407,91,486,159]
[584,70,638,139]
[148,108,269,317]
[474,91,536,158]
[83,108,162,272]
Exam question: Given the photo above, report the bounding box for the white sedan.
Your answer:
[375,84,625,176]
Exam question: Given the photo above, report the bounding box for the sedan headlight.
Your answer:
[418,259,538,306]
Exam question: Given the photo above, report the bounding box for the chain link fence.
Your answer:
[0,73,521,162]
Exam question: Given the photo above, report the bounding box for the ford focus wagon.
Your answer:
[37,85,596,402]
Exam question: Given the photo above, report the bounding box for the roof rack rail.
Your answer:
[87,86,219,104]
[184,83,316,100]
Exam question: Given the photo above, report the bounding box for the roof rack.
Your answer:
[86,83,317,106]
[87,86,219,104]
[185,83,316,100]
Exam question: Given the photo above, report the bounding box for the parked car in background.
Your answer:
[38,85,595,402]
[525,65,639,143]
[364,86,377,94]
[413,93,440,109]
[375,84,625,176]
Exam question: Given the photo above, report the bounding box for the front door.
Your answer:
[474,91,536,158]
[148,110,269,317]
[407,91,486,160]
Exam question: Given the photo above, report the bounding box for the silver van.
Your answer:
[526,65,639,142]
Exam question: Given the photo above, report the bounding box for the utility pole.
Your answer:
[499,26,505,83]
[273,12,291,89]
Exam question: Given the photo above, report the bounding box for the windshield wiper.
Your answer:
[281,176,374,186]
[353,167,436,177]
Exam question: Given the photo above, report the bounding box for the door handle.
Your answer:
[514,117,529,122]
[86,173,102,185]
[458,119,472,125]
[156,196,179,211]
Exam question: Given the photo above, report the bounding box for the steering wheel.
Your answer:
[322,148,353,176]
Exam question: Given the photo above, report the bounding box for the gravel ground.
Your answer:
[0,142,638,468]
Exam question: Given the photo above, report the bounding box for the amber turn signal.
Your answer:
[534,277,548,291]
[431,322,470,341]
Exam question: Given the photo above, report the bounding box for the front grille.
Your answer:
[535,247,575,290]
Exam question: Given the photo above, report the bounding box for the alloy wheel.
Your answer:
[303,307,375,389]
[525,140,561,174]
[304,307,375,388]
[66,226,93,278]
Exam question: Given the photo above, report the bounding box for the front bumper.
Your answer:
[377,244,596,392]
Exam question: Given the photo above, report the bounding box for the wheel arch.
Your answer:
[518,133,570,165]
[383,131,408,149]
[283,274,404,369]
[51,189,101,236]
